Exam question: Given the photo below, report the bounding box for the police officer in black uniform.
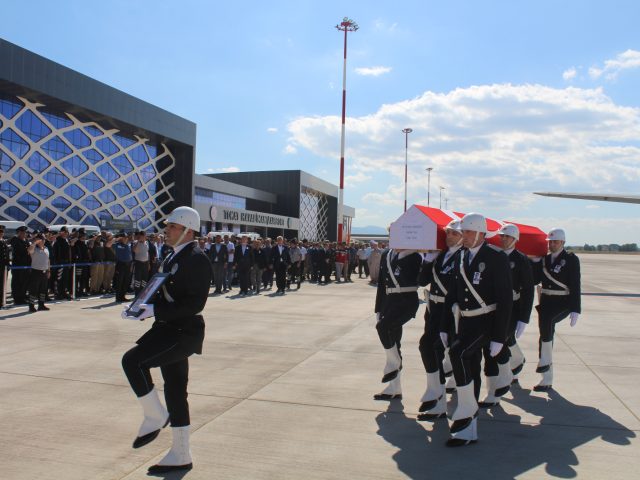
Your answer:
[121,206,211,473]
[440,213,512,446]
[0,225,9,307]
[9,225,31,304]
[373,246,423,400]
[416,219,463,420]
[531,227,581,392]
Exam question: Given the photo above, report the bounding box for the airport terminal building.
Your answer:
[0,39,354,241]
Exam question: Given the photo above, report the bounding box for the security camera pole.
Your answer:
[335,17,358,242]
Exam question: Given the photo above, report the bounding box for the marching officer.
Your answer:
[440,213,512,446]
[531,228,581,392]
[479,224,534,407]
[121,206,212,473]
[373,246,423,400]
[416,219,463,420]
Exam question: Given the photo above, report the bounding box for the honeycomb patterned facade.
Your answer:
[299,186,329,242]
[0,95,176,232]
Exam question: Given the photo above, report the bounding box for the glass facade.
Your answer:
[0,94,177,232]
[195,187,246,210]
[299,186,330,241]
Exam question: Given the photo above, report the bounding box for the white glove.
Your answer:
[423,252,438,263]
[137,303,155,320]
[440,332,448,348]
[570,312,579,327]
[376,312,381,322]
[121,306,133,320]
[489,341,503,357]
[515,321,527,339]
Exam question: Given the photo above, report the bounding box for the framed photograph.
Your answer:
[125,273,170,317]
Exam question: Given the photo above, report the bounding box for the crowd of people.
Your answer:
[0,223,388,310]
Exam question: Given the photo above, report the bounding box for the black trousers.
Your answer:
[274,266,287,291]
[114,261,132,300]
[450,328,490,399]
[419,305,446,382]
[133,260,149,294]
[358,259,369,277]
[376,310,415,351]
[11,267,29,303]
[55,265,71,297]
[28,269,48,305]
[0,267,5,307]
[537,304,571,343]
[262,268,274,288]
[238,266,251,293]
[212,262,225,291]
[288,263,301,288]
[122,343,191,427]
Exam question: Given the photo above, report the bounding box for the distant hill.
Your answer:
[351,225,387,234]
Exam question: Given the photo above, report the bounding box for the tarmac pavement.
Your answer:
[0,253,638,479]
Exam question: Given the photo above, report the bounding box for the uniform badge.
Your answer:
[394,267,401,276]
[560,259,566,267]
[478,262,486,273]
[510,261,515,269]
[473,271,482,284]
[553,265,561,274]
[171,264,179,275]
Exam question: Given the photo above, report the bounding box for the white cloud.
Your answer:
[286,83,640,214]
[284,144,297,154]
[355,66,392,77]
[266,127,278,133]
[562,67,577,81]
[345,171,372,184]
[218,166,240,173]
[589,49,640,80]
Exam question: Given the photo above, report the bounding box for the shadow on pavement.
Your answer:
[376,388,635,479]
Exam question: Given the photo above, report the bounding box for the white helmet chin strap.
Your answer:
[168,226,190,248]
[472,231,481,248]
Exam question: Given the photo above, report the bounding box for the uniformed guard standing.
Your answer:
[121,206,212,473]
[9,226,31,304]
[0,225,10,307]
[531,227,581,392]
[478,224,534,407]
[373,247,423,400]
[440,213,512,446]
[416,219,463,420]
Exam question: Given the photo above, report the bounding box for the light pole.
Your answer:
[335,17,358,243]
[402,128,413,212]
[425,167,433,206]
[439,186,445,209]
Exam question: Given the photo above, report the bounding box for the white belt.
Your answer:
[541,288,570,296]
[386,286,419,294]
[429,293,446,304]
[460,304,497,317]
[513,292,521,301]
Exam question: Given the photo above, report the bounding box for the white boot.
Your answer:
[509,343,526,379]
[148,426,193,473]
[447,382,478,446]
[445,374,457,394]
[382,345,402,382]
[535,341,553,392]
[494,361,513,397]
[133,388,169,448]
[418,371,446,418]
[443,348,453,377]
[479,376,499,407]
[374,373,402,400]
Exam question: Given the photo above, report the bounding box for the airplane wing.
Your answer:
[534,192,640,204]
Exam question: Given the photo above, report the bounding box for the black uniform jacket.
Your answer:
[234,244,254,270]
[137,242,212,355]
[508,249,535,324]
[419,248,462,331]
[375,249,423,321]
[441,243,513,343]
[533,249,581,314]
[270,245,290,270]
[209,243,228,264]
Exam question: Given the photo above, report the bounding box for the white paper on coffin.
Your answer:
[389,205,439,250]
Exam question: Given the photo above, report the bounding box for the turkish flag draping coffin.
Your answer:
[389,205,548,256]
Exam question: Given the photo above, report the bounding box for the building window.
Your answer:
[42,136,72,160]
[195,188,246,209]
[16,110,51,142]
[0,128,30,158]
[300,186,329,242]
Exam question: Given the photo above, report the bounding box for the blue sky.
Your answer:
[2,0,639,244]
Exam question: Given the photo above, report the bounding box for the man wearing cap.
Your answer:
[373,246,422,401]
[9,226,31,305]
[121,206,211,473]
[531,228,581,392]
[416,219,464,420]
[440,213,513,446]
[478,224,535,407]
[0,225,9,307]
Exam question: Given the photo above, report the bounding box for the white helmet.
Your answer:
[498,223,519,241]
[460,213,487,233]
[546,228,566,241]
[445,219,462,232]
[165,206,200,232]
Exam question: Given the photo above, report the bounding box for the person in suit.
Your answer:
[440,213,513,447]
[0,225,9,307]
[208,234,228,294]
[270,236,290,294]
[531,228,581,392]
[121,206,211,474]
[10,225,31,304]
[234,236,254,295]
[251,239,266,294]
